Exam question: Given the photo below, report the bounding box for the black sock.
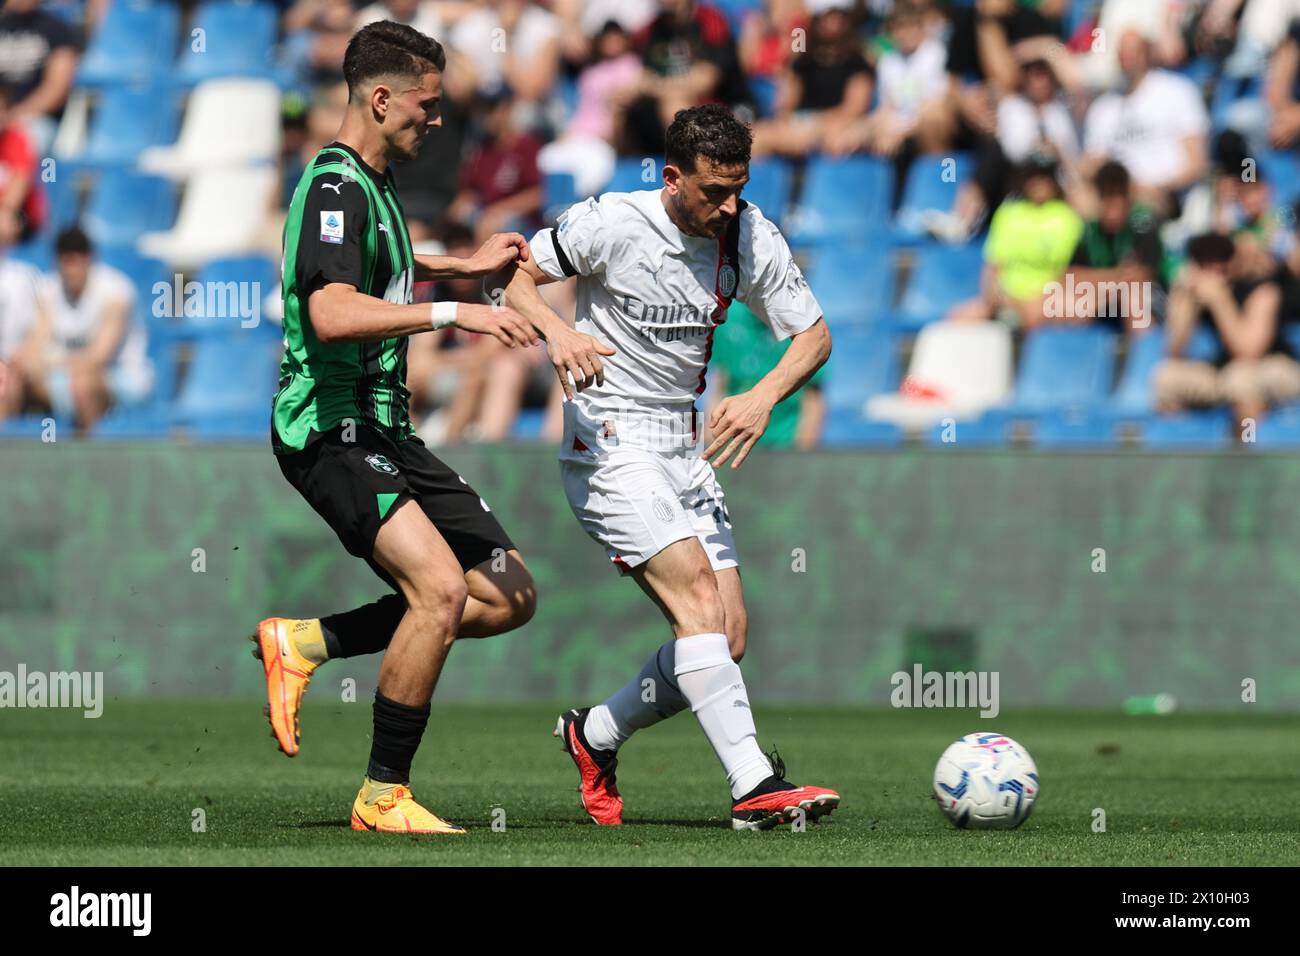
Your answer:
[321,594,407,659]
[367,692,430,783]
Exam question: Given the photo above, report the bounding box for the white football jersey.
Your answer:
[530,189,822,411]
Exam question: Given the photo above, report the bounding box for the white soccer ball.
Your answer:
[933,733,1039,829]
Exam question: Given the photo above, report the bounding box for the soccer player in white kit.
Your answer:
[499,105,840,830]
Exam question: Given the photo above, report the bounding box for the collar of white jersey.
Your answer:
[642,188,720,254]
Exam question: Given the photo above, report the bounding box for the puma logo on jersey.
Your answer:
[320,182,343,194]
[377,222,389,233]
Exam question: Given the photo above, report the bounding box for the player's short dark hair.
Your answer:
[55,226,92,256]
[1095,160,1131,197]
[343,20,446,104]
[1186,232,1235,266]
[664,104,752,174]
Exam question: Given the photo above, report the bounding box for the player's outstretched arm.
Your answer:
[413,232,530,281]
[496,257,616,401]
[705,317,832,470]
[308,283,538,348]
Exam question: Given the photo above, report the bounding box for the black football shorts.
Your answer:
[276,423,516,583]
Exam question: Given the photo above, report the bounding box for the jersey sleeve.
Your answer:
[738,210,822,341]
[294,172,370,296]
[529,196,611,280]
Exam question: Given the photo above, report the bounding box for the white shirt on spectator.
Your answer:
[998,95,1079,163]
[577,0,657,36]
[450,3,561,93]
[877,36,948,120]
[1084,68,1209,188]
[355,2,447,40]
[39,263,150,386]
[0,256,40,361]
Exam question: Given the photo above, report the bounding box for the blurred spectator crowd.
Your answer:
[6,0,1300,450]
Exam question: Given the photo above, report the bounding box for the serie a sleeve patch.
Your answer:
[320,210,345,244]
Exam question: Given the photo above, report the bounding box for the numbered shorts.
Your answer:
[560,448,738,575]
[276,424,515,584]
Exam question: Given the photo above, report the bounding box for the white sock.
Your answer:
[673,632,773,800]
[584,640,689,752]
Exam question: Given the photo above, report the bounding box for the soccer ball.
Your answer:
[933,733,1039,829]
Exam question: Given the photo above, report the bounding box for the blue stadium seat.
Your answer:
[173,329,281,427]
[604,157,663,194]
[821,411,904,447]
[1138,409,1232,449]
[892,152,973,242]
[77,0,180,86]
[1032,410,1120,448]
[1251,409,1300,449]
[743,157,793,225]
[823,325,900,412]
[807,242,894,324]
[0,414,70,440]
[82,170,176,251]
[9,237,53,272]
[511,408,546,441]
[190,410,273,441]
[44,175,81,232]
[891,241,983,331]
[96,248,177,407]
[712,0,763,35]
[1109,325,1222,418]
[92,405,174,439]
[787,156,892,246]
[1210,75,1261,133]
[182,254,279,338]
[1257,148,1300,207]
[543,171,578,221]
[79,83,182,166]
[924,408,1013,447]
[1010,326,1117,414]
[175,0,279,85]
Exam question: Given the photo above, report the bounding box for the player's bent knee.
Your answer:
[727,616,748,662]
[685,565,726,633]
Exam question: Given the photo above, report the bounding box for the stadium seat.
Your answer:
[786,156,892,246]
[890,241,984,331]
[173,328,281,428]
[542,171,578,222]
[1257,148,1300,207]
[138,165,278,269]
[820,411,905,447]
[1138,409,1232,449]
[76,83,183,167]
[511,408,546,441]
[867,319,1014,429]
[77,0,180,86]
[807,242,894,325]
[190,410,274,442]
[823,324,901,412]
[82,170,176,251]
[712,0,763,36]
[603,157,663,194]
[743,158,793,225]
[9,237,54,272]
[184,254,279,333]
[1251,408,1300,449]
[1032,409,1120,448]
[923,408,1014,447]
[1008,325,1118,415]
[1109,325,1222,418]
[174,0,279,86]
[139,78,282,178]
[892,152,974,242]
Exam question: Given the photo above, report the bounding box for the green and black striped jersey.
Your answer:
[272,142,416,454]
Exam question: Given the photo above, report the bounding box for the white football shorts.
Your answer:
[559,401,739,575]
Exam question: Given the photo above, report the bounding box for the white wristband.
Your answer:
[431,301,459,329]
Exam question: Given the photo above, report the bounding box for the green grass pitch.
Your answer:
[1,702,1295,865]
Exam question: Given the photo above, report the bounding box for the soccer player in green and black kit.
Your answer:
[251,21,596,834]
